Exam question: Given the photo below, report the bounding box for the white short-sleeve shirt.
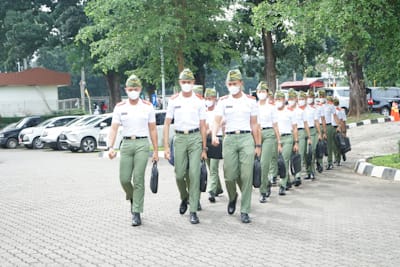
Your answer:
[166,92,206,131]
[258,102,277,128]
[304,104,320,127]
[112,99,156,137]
[276,106,297,134]
[215,93,258,132]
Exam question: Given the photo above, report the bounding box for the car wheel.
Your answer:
[6,138,18,149]
[32,137,44,149]
[24,144,33,149]
[81,137,96,153]
[381,107,390,116]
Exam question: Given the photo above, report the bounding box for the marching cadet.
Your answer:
[108,74,159,227]
[163,68,207,225]
[293,90,312,186]
[267,91,279,185]
[212,69,261,223]
[304,89,322,180]
[256,81,280,203]
[324,95,341,170]
[204,88,224,202]
[274,90,299,195]
[316,90,328,172]
[332,97,345,165]
[193,85,204,97]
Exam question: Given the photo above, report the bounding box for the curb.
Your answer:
[346,116,393,129]
[354,159,400,181]
[351,116,399,181]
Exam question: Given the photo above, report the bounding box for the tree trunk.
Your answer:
[105,71,121,110]
[345,52,367,118]
[262,28,277,94]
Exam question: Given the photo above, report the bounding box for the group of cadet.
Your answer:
[107,68,348,227]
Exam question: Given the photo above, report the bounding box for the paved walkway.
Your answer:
[0,121,399,266]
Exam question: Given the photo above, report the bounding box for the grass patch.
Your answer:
[368,154,400,169]
[346,112,386,124]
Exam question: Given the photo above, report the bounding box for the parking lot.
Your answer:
[1,121,400,266]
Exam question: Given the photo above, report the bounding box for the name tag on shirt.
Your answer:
[175,106,182,109]
[121,112,128,116]
[226,105,233,109]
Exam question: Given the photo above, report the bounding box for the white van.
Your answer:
[318,87,349,113]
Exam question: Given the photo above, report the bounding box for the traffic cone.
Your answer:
[390,102,400,121]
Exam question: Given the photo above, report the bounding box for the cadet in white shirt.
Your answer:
[275,90,299,196]
[108,74,159,227]
[212,69,261,223]
[163,68,207,225]
[256,81,280,203]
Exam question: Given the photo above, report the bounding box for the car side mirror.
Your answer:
[99,122,107,129]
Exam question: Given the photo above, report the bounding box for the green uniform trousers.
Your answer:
[260,128,277,194]
[223,133,254,214]
[327,124,334,164]
[174,132,202,212]
[280,134,293,187]
[206,158,222,194]
[333,127,341,163]
[306,127,318,175]
[296,129,306,178]
[119,138,149,213]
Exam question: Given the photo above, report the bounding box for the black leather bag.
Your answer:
[277,153,286,178]
[335,132,351,154]
[316,140,325,159]
[323,139,328,156]
[200,160,208,192]
[168,138,174,166]
[290,152,302,175]
[206,135,223,159]
[306,144,313,168]
[343,136,351,153]
[253,156,261,188]
[150,161,159,193]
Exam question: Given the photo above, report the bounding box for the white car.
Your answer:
[59,113,113,152]
[40,115,98,150]
[318,87,350,113]
[19,116,78,149]
[97,110,174,150]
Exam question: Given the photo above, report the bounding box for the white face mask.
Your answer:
[127,90,140,100]
[320,98,326,104]
[228,85,240,95]
[205,100,214,107]
[275,100,284,108]
[307,98,314,105]
[257,92,267,101]
[288,100,296,107]
[298,100,306,106]
[181,84,193,93]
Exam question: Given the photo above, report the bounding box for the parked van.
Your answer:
[318,87,349,113]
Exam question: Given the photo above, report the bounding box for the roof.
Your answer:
[0,67,71,87]
[280,78,324,90]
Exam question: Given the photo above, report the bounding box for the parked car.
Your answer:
[40,115,98,150]
[97,110,174,150]
[19,115,78,149]
[0,116,42,148]
[59,113,112,152]
[318,87,350,113]
[366,87,400,116]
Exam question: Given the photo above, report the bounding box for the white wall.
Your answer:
[0,86,59,117]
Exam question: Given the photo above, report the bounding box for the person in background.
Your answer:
[256,81,280,203]
[101,101,108,114]
[204,88,224,203]
[163,68,207,225]
[108,74,159,227]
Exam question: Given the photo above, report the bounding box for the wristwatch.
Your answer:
[255,144,262,148]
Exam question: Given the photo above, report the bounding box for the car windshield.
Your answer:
[15,118,31,129]
[337,89,349,97]
[36,118,54,127]
[72,115,98,127]
[64,117,82,127]
[2,122,17,131]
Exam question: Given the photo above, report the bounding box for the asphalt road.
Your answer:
[0,121,399,266]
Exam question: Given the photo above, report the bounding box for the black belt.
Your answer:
[298,128,304,130]
[333,125,338,128]
[262,127,272,130]
[123,136,147,140]
[175,128,200,134]
[216,135,223,138]
[309,126,314,129]
[281,133,291,137]
[225,130,251,135]
[326,123,332,125]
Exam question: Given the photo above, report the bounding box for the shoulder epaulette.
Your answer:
[219,95,229,100]
[170,93,179,100]
[116,100,127,106]
[141,99,152,105]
